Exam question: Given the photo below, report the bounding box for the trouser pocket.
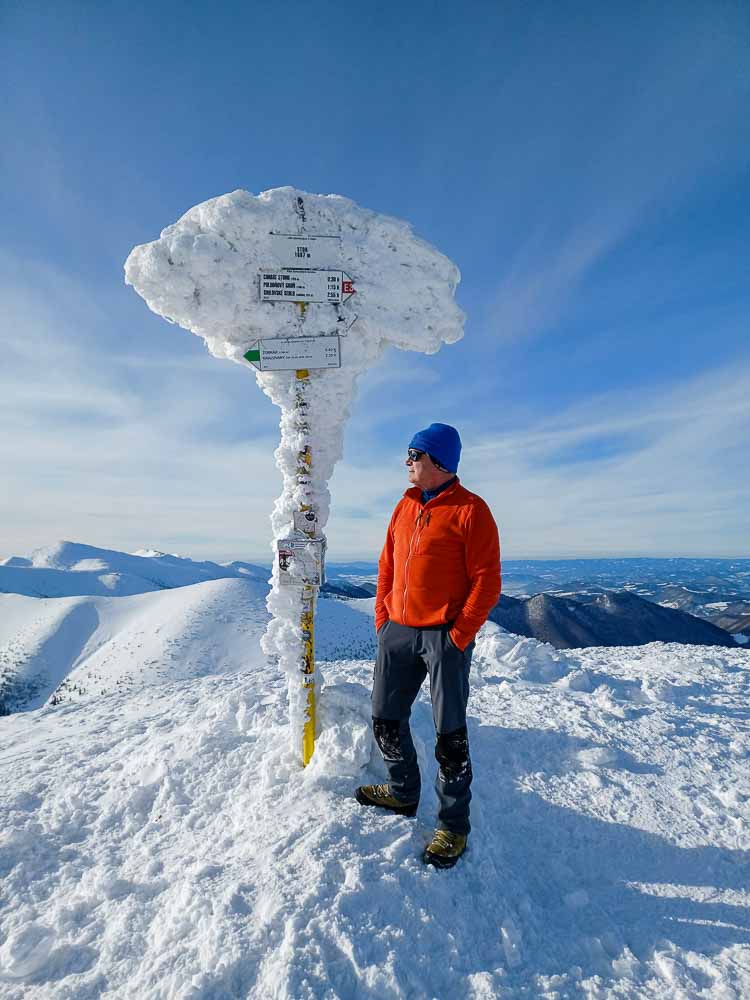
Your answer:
[372,622,427,720]
[444,626,475,663]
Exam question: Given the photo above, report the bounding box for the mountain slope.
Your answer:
[0,578,269,714]
[489,590,737,648]
[716,609,750,636]
[0,541,268,598]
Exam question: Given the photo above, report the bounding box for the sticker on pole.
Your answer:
[294,509,319,534]
[271,234,342,268]
[243,335,341,371]
[260,270,356,304]
[277,536,325,587]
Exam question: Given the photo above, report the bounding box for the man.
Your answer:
[356,423,501,868]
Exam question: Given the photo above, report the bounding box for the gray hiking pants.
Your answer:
[371,620,474,835]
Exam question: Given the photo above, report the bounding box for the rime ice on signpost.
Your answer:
[125,187,464,766]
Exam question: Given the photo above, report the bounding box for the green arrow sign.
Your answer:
[242,337,341,372]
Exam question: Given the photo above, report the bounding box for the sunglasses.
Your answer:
[407,449,449,472]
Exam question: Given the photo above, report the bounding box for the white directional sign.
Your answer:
[271,234,341,268]
[260,270,356,304]
[243,335,341,371]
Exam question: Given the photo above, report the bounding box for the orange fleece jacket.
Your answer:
[374,479,501,651]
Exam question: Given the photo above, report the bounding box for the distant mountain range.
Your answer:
[328,557,750,642]
[487,591,736,649]
[322,579,737,648]
[2,546,745,653]
[321,580,376,599]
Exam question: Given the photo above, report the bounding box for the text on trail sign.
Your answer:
[271,234,342,268]
[260,270,356,304]
[243,335,341,372]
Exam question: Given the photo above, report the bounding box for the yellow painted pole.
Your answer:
[295,365,317,767]
[300,582,316,766]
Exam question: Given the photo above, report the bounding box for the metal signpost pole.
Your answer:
[294,363,317,766]
[294,199,315,766]
[250,266,345,768]
[234,218,354,767]
[267,230,349,769]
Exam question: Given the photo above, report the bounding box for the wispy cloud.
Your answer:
[0,259,283,561]
[462,362,750,558]
[3,244,748,563]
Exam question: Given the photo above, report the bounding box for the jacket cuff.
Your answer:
[449,626,474,652]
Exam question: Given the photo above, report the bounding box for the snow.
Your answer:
[125,187,464,748]
[124,187,463,365]
[0,541,269,598]
[0,578,268,713]
[2,554,750,998]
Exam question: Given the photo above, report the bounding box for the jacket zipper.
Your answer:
[402,510,423,620]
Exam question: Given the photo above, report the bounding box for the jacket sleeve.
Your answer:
[450,499,501,650]
[374,503,400,632]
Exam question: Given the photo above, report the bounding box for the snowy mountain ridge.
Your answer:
[0,541,269,599]
[490,591,737,649]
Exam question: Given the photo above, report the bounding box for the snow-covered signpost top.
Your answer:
[125,187,465,766]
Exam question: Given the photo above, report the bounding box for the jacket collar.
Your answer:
[404,476,462,506]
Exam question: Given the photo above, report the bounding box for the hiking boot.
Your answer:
[355,784,418,817]
[423,829,468,868]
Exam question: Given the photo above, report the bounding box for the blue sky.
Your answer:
[2,0,749,561]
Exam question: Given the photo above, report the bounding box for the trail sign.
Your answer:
[243,335,341,371]
[260,270,356,304]
[277,536,326,587]
[271,234,341,268]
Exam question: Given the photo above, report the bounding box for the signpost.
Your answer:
[272,205,331,762]
[243,335,341,372]
[259,270,356,304]
[259,224,352,766]
[289,364,320,767]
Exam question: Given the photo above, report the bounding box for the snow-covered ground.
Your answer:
[0,578,268,713]
[2,556,750,997]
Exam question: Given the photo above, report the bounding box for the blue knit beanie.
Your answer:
[409,423,462,473]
